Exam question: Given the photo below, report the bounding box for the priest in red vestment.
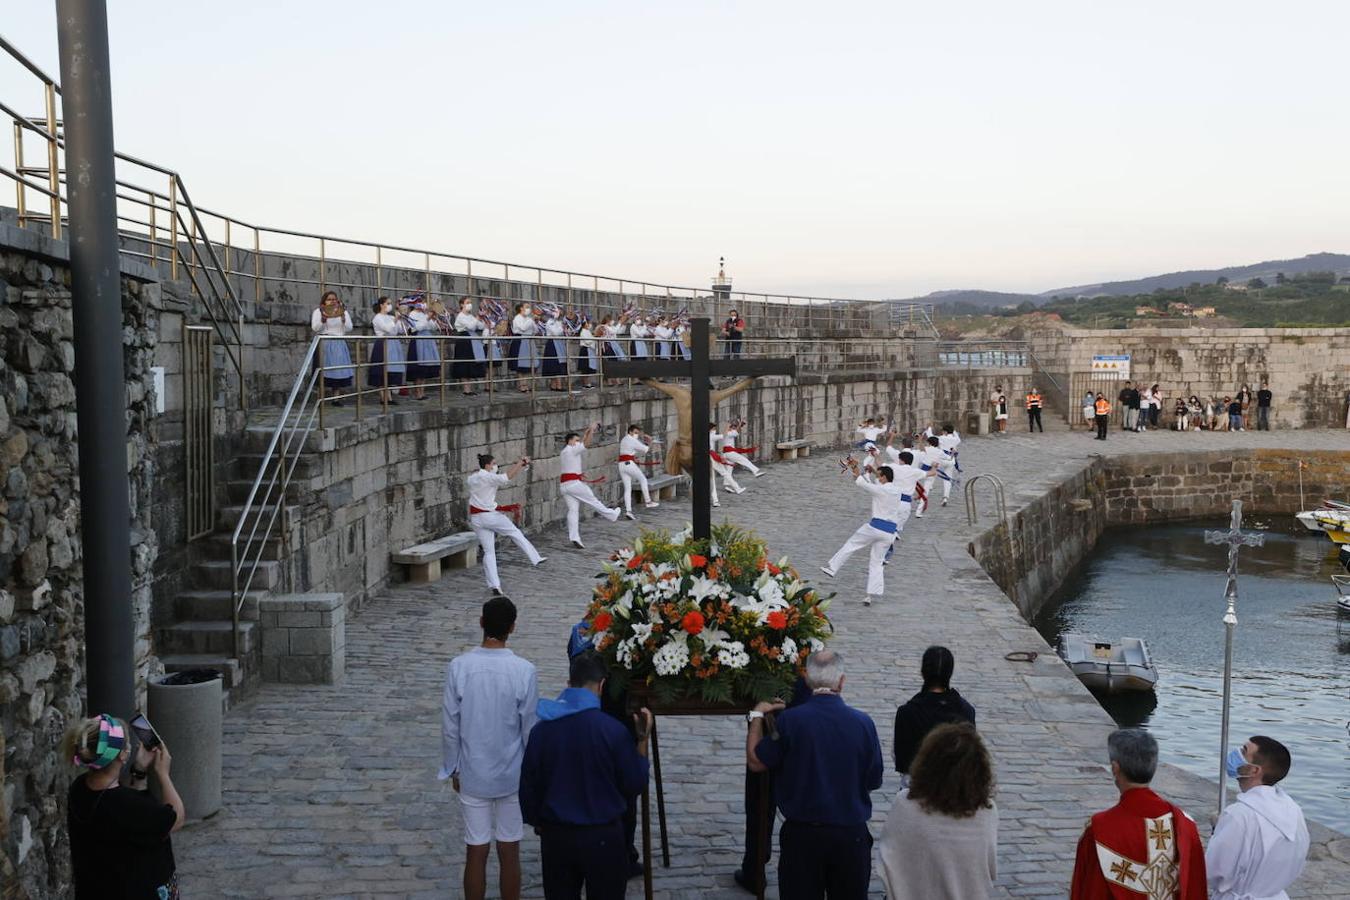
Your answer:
[1071,728,1207,900]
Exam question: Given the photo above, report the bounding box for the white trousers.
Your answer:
[827,523,896,597]
[921,466,954,504]
[722,450,760,476]
[470,511,542,590]
[712,457,742,491]
[561,480,619,542]
[617,461,651,512]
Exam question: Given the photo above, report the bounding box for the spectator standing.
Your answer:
[1256,382,1273,430]
[996,392,1009,433]
[1149,384,1163,428]
[1228,396,1244,431]
[1206,735,1309,900]
[1187,395,1203,431]
[440,597,538,900]
[1070,729,1206,899]
[747,650,883,900]
[519,652,651,900]
[63,714,184,900]
[1093,393,1111,441]
[878,723,997,900]
[723,309,746,358]
[893,646,976,781]
[1137,384,1153,432]
[1172,397,1188,431]
[989,385,1004,434]
[1025,387,1044,433]
[1082,390,1095,428]
[1118,384,1134,431]
[1237,383,1254,429]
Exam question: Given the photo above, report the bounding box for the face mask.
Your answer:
[1225,747,1247,779]
[487,464,498,474]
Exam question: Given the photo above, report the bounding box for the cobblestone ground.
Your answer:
[176,423,1350,899]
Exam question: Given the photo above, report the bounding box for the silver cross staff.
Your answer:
[1204,500,1266,816]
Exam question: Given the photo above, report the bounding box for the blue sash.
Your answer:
[899,494,913,503]
[868,517,898,534]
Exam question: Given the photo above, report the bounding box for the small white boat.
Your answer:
[1295,500,1350,545]
[1057,633,1158,693]
[1339,544,1350,575]
[1333,574,1350,614]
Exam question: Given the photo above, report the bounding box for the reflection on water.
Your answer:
[1034,520,1350,832]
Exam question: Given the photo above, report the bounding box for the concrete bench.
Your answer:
[775,439,811,461]
[392,531,478,583]
[634,472,689,502]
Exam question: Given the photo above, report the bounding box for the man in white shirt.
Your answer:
[560,424,621,549]
[440,597,538,900]
[720,421,764,478]
[617,425,660,519]
[467,454,546,597]
[913,437,950,518]
[856,418,885,447]
[709,425,746,506]
[1206,735,1310,900]
[819,456,913,606]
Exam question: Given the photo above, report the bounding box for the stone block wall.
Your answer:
[0,225,163,898]
[1022,325,1350,428]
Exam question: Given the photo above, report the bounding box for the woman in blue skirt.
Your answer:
[404,298,442,400]
[540,309,569,391]
[311,291,355,405]
[450,297,487,395]
[367,296,407,406]
[509,303,539,393]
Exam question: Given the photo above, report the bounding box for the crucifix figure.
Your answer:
[1204,500,1265,815]
[605,318,795,539]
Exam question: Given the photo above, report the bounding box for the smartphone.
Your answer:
[129,713,162,750]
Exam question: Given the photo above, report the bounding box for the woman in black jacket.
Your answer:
[893,646,977,779]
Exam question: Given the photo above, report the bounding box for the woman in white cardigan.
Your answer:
[878,722,997,900]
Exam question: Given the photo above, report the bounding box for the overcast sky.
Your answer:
[4,1,1349,298]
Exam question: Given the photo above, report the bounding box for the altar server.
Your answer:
[468,454,546,596]
[709,424,746,507]
[617,425,660,518]
[367,296,407,405]
[451,297,487,395]
[820,456,912,606]
[1205,735,1309,900]
[721,421,764,478]
[509,304,538,392]
[311,290,355,401]
[560,425,621,549]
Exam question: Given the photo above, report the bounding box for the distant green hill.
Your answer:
[1034,274,1350,327]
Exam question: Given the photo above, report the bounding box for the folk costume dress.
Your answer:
[406,307,443,382]
[578,326,599,375]
[510,312,539,372]
[1070,787,1207,900]
[367,311,408,388]
[629,321,650,359]
[451,310,488,379]
[541,317,568,377]
[653,323,674,359]
[311,306,355,390]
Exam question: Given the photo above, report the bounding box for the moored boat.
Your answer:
[1295,500,1350,545]
[1334,573,1350,614]
[1056,633,1158,693]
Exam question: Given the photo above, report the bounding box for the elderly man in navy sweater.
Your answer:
[520,651,652,900]
[747,649,884,899]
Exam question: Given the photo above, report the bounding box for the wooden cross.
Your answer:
[604,318,795,540]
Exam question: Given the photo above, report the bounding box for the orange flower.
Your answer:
[590,612,614,633]
[688,554,708,568]
[766,562,782,576]
[682,611,705,635]
[627,554,645,570]
[766,611,788,630]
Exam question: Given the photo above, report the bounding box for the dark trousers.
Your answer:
[725,338,743,358]
[778,820,872,900]
[539,822,628,900]
[1095,414,1108,440]
[1028,408,1043,432]
[1258,406,1270,430]
[740,768,776,884]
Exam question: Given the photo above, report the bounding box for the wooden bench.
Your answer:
[392,531,478,583]
[775,439,811,461]
[634,472,689,502]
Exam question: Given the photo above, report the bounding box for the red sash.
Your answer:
[561,472,606,484]
[709,450,727,466]
[470,503,522,523]
[721,445,757,454]
[618,454,636,462]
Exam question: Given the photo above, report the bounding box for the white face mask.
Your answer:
[486,464,498,474]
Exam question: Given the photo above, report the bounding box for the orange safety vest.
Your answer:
[1094,398,1111,416]
[1025,393,1042,409]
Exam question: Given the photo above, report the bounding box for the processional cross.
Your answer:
[1204,500,1265,815]
[605,317,796,540]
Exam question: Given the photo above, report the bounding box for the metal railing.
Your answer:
[964,472,1009,527]
[935,340,1031,368]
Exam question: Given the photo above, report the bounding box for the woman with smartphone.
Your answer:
[61,713,184,899]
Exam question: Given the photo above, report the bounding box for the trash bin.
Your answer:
[147,668,222,820]
[968,411,989,436]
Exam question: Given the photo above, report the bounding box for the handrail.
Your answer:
[964,472,1008,527]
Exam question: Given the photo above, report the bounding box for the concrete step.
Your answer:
[231,452,323,482]
[173,589,268,622]
[214,502,288,534]
[191,559,281,591]
[204,532,286,561]
[224,478,303,505]
[157,619,258,656]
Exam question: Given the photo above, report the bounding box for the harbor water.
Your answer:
[1034,518,1349,833]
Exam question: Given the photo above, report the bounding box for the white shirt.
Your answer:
[408,309,436,335]
[863,452,879,472]
[467,468,509,511]
[511,313,534,336]
[883,445,901,465]
[709,431,723,450]
[371,312,403,337]
[545,318,564,338]
[654,325,673,341]
[438,647,538,798]
[888,463,926,497]
[724,428,741,449]
[619,434,650,460]
[917,445,945,472]
[455,311,483,334]
[580,327,597,351]
[857,425,884,442]
[630,323,648,339]
[560,442,586,475]
[855,475,906,523]
[1205,785,1309,900]
[311,309,352,335]
[938,432,961,453]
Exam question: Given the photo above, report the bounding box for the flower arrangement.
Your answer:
[583,524,834,706]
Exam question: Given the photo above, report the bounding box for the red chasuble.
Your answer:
[1070,788,1207,900]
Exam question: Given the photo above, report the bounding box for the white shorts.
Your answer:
[459,792,524,845]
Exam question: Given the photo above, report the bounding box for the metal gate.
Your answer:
[1069,371,1127,429]
[184,325,215,540]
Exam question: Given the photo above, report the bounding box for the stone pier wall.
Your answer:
[0,225,164,898]
[971,447,1350,621]
[278,367,1031,608]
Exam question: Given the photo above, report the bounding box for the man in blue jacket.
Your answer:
[520,651,652,899]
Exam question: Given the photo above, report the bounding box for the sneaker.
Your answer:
[490,588,506,598]
[731,486,747,494]
[713,501,721,508]
[533,556,548,566]
[572,540,585,550]
[645,502,660,509]
[753,471,766,478]
[819,566,836,578]
[863,596,875,606]
[941,499,948,507]
[915,511,924,518]
[624,511,636,521]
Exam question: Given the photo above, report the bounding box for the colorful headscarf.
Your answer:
[74,714,126,769]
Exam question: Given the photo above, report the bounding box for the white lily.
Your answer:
[697,625,731,652]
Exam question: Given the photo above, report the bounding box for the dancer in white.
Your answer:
[617,425,660,519]
[720,420,764,478]
[880,449,927,567]
[820,457,909,606]
[914,436,950,518]
[856,417,885,447]
[560,424,621,549]
[708,424,746,507]
[467,453,546,597]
